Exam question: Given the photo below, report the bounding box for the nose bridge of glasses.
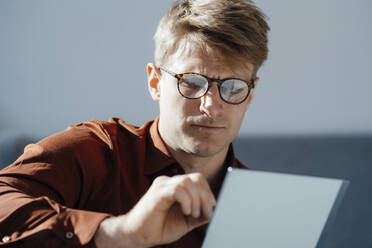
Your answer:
[205,77,226,97]
[206,76,224,86]
[204,80,223,102]
[200,83,224,115]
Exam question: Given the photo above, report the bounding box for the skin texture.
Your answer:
[94,50,258,248]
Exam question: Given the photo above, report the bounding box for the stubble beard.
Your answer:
[179,129,230,158]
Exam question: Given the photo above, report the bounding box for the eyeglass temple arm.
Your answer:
[159,66,178,78]
[250,79,255,88]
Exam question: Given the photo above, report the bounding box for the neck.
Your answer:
[166,145,229,187]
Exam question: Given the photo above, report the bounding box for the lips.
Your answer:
[191,124,225,129]
[188,116,227,132]
[190,121,226,132]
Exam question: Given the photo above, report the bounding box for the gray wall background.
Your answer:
[1,0,371,139]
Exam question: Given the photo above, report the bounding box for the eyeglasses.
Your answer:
[159,67,255,105]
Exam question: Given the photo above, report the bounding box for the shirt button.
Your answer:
[65,232,74,239]
[2,236,10,242]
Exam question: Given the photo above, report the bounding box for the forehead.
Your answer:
[165,44,255,80]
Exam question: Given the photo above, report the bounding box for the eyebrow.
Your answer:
[179,71,253,84]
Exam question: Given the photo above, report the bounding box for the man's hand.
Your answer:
[94,173,216,248]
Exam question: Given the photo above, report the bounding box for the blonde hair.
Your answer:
[154,0,270,75]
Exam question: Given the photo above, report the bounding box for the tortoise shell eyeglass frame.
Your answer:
[158,66,255,105]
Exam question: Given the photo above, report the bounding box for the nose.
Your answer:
[199,83,224,118]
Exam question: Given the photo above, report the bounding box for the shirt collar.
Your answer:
[144,116,178,175]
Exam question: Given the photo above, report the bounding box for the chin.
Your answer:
[185,141,227,158]
[179,130,232,158]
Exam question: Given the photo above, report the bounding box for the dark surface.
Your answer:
[233,136,372,248]
[0,134,34,169]
[1,135,372,247]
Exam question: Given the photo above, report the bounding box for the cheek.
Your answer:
[163,90,199,116]
[159,84,178,107]
[228,106,247,128]
[181,98,201,115]
[159,86,188,119]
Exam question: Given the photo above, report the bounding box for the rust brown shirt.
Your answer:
[0,117,246,247]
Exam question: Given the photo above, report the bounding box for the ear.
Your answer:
[147,63,161,102]
[245,77,259,111]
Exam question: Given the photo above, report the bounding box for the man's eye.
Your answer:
[230,87,245,95]
[185,81,202,89]
[180,79,203,89]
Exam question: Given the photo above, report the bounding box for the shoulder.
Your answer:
[106,117,154,137]
[236,158,249,169]
[38,118,154,151]
[37,120,117,154]
[7,120,116,168]
[6,118,155,170]
[11,118,153,166]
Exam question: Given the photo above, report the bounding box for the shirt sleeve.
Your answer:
[0,122,115,247]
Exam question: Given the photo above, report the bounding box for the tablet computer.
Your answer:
[202,168,349,248]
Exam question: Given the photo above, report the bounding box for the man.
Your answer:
[0,0,269,247]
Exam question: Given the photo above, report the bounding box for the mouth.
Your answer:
[191,124,226,130]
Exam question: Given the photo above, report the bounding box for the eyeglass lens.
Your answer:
[178,74,249,104]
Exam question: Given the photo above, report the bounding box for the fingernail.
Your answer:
[194,209,200,218]
[185,207,191,215]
